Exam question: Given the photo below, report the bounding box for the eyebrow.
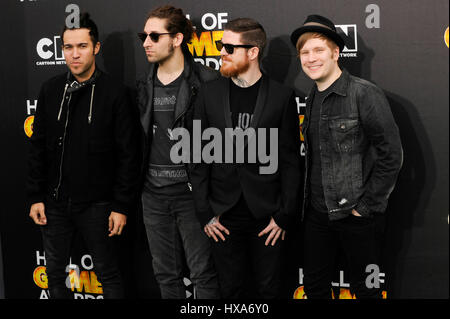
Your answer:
[300,46,326,52]
[63,42,89,47]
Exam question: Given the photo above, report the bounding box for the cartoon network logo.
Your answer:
[336,24,358,58]
[35,36,66,66]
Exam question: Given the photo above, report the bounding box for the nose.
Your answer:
[305,51,317,63]
[220,46,228,57]
[73,47,80,58]
[143,34,152,47]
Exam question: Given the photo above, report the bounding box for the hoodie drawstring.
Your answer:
[57,83,69,121]
[88,84,95,124]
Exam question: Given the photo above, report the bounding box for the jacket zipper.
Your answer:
[171,85,197,192]
[54,94,71,200]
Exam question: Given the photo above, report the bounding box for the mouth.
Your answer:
[307,65,322,71]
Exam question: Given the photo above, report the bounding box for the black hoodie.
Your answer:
[26,69,141,215]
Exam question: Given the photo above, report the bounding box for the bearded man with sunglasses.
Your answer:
[190,18,301,298]
[136,5,220,299]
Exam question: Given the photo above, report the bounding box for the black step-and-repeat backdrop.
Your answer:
[0,0,448,299]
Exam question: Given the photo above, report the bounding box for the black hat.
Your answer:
[290,14,345,51]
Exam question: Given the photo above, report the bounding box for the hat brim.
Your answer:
[290,25,345,51]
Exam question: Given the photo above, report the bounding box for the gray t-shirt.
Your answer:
[144,74,190,196]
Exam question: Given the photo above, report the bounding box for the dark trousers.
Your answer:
[212,198,283,299]
[41,201,124,299]
[303,208,384,299]
[141,191,220,299]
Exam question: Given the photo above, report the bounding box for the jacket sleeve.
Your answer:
[111,87,142,215]
[272,92,302,230]
[189,84,215,227]
[355,85,403,217]
[26,82,48,208]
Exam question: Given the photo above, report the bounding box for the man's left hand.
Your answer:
[109,212,127,237]
[258,217,286,246]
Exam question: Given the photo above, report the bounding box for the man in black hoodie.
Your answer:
[27,13,140,299]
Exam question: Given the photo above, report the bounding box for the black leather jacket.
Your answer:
[302,69,403,220]
[136,52,220,189]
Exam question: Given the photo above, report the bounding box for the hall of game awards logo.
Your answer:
[187,12,229,70]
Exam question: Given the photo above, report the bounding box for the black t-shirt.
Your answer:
[144,73,190,196]
[230,78,261,129]
[223,78,261,223]
[308,81,338,213]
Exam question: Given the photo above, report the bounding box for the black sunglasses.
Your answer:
[138,32,176,43]
[215,40,254,54]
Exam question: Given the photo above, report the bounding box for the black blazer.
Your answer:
[190,75,302,230]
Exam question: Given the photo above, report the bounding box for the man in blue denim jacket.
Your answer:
[291,14,403,298]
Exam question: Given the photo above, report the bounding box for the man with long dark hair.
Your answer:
[137,5,220,299]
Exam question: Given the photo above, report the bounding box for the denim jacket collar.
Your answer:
[308,68,350,98]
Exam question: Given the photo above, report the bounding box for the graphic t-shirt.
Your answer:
[144,74,190,196]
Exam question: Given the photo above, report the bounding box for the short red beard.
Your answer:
[220,57,250,78]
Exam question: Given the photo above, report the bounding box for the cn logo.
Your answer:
[36,36,64,60]
[336,24,358,52]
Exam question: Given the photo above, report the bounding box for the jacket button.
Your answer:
[340,124,346,130]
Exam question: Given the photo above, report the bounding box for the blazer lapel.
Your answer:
[250,75,268,130]
[223,78,233,128]
[244,75,268,148]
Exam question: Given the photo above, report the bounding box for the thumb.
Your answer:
[40,210,47,223]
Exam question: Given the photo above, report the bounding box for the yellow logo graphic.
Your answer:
[299,115,304,141]
[24,115,34,138]
[188,31,224,56]
[445,27,449,48]
[33,266,48,289]
[33,266,103,295]
[67,269,103,294]
[293,286,387,299]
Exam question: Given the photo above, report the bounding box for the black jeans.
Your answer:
[41,201,124,299]
[141,191,220,299]
[212,197,283,299]
[303,208,384,299]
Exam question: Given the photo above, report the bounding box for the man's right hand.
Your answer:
[204,216,229,242]
[29,202,47,225]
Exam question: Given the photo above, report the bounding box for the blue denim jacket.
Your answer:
[302,69,403,221]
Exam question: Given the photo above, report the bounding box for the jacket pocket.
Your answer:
[328,118,359,153]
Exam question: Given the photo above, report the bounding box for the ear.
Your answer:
[173,32,184,48]
[94,42,101,55]
[247,46,260,62]
[332,46,340,61]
